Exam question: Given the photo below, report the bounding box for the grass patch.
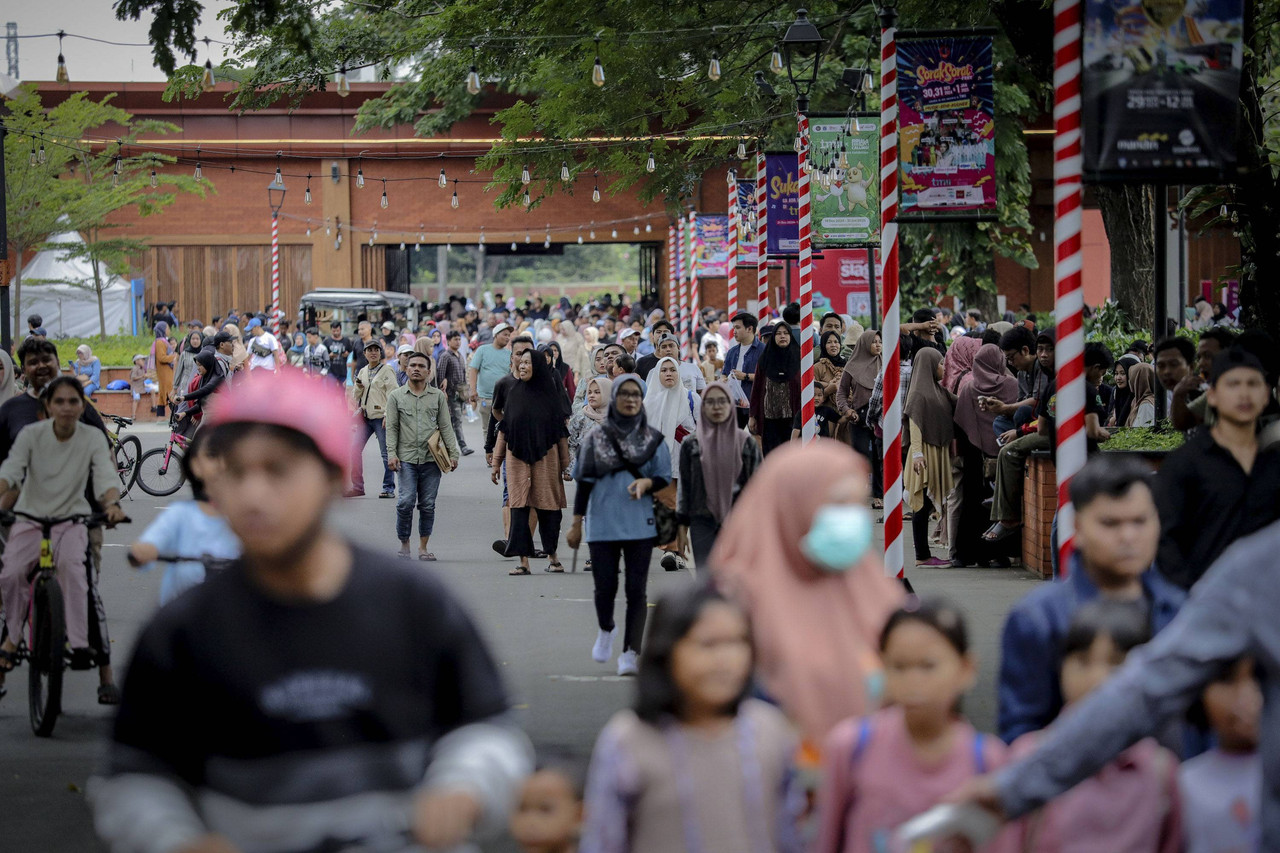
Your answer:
[49,335,157,367]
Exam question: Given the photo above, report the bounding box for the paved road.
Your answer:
[0,417,1042,852]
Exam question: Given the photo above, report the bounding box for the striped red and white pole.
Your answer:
[667,223,679,324]
[1053,0,1086,576]
[756,151,769,323]
[797,112,817,443]
[270,212,281,338]
[880,17,905,580]
[727,169,739,316]
[677,216,690,360]
[688,209,700,360]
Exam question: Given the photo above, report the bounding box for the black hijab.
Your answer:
[757,324,800,382]
[577,375,664,478]
[1112,354,1140,426]
[543,341,571,383]
[498,349,571,464]
[819,330,847,368]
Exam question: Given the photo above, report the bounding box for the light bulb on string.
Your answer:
[511,241,517,251]
[561,161,570,182]
[838,142,849,169]
[415,241,421,251]
[611,228,618,238]
[38,139,46,164]
[305,221,311,236]
[446,241,452,251]
[864,71,875,93]
[194,148,202,180]
[56,31,69,83]
[418,226,425,241]
[438,169,447,188]
[646,151,655,173]
[737,140,747,160]
[589,223,596,239]
[520,164,531,185]
[467,42,481,95]
[356,164,365,188]
[645,222,652,233]
[591,36,605,87]
[451,179,459,209]
[726,168,736,186]
[150,170,158,188]
[28,141,36,167]
[633,225,640,235]
[304,174,313,205]
[201,37,216,91]
[708,52,721,81]
[770,44,784,75]
[380,180,389,209]
[522,190,531,208]
[400,241,406,250]
[336,65,350,97]
[525,232,531,244]
[479,227,486,246]
[544,233,551,249]
[592,171,600,203]
[112,156,121,188]
[326,221,332,236]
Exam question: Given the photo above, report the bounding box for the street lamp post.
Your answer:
[782,8,824,443]
[267,171,286,339]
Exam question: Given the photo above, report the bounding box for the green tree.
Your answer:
[3,87,206,338]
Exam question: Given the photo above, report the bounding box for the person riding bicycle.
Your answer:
[172,349,225,439]
[0,377,125,678]
[89,370,532,853]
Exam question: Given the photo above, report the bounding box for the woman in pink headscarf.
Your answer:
[943,335,981,394]
[708,440,904,749]
[939,335,981,562]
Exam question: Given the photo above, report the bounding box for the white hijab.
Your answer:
[644,357,700,478]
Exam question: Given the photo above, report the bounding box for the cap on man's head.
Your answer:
[492,322,513,336]
[212,331,235,347]
[618,328,638,341]
[656,333,679,349]
[246,317,263,330]
[396,344,415,355]
[1210,348,1267,386]
[381,321,395,332]
[363,339,384,352]
[132,353,147,363]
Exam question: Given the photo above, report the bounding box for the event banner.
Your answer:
[693,214,730,277]
[736,180,760,267]
[765,153,800,255]
[897,34,997,217]
[1082,0,1244,181]
[810,114,881,247]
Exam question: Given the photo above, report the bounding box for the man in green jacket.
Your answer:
[386,352,460,560]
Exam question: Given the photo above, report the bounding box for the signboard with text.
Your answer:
[810,114,881,247]
[765,153,799,255]
[736,180,760,267]
[693,214,730,277]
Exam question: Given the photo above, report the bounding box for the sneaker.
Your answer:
[617,650,639,676]
[461,447,475,457]
[915,556,951,568]
[661,553,685,572]
[379,491,395,499]
[592,628,616,663]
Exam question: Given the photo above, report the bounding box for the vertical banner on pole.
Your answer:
[756,151,770,323]
[677,216,690,360]
[667,224,678,323]
[270,212,281,338]
[687,210,700,360]
[727,170,739,316]
[881,18,905,580]
[797,114,816,444]
[1054,0,1086,575]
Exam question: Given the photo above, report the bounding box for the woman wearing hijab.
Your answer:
[903,348,955,567]
[952,343,1020,566]
[1124,362,1158,427]
[150,321,177,420]
[287,331,307,368]
[749,324,801,457]
[492,349,572,575]
[842,320,865,359]
[568,375,612,468]
[574,345,609,408]
[943,335,980,395]
[1107,353,1142,427]
[835,329,884,499]
[645,357,700,571]
[567,375,672,676]
[222,323,250,373]
[72,345,103,398]
[708,441,904,748]
[814,330,847,415]
[171,348,227,438]
[0,350,16,404]
[676,381,761,567]
[543,340,576,400]
[170,331,203,401]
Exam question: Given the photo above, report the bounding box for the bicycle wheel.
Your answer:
[29,577,65,737]
[115,435,143,493]
[135,447,187,497]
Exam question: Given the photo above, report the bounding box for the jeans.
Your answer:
[351,415,395,493]
[448,397,469,449]
[395,461,443,541]
[991,433,1051,522]
[589,539,655,653]
[993,405,1035,437]
[83,382,100,397]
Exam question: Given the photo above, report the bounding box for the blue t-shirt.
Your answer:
[469,344,512,399]
[572,442,672,543]
[137,500,242,605]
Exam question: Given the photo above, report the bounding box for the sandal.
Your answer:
[97,683,122,706]
[396,551,412,560]
[419,552,437,561]
[983,522,1021,543]
[545,562,565,573]
[508,566,531,576]
[0,647,19,672]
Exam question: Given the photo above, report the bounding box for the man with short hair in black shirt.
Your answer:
[324,321,354,385]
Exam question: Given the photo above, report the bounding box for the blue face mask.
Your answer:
[801,504,874,573]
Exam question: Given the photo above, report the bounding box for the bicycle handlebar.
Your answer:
[129,552,237,572]
[0,509,131,528]
[107,414,135,427]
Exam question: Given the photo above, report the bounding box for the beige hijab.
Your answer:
[841,329,882,412]
[1125,362,1157,427]
[0,350,16,402]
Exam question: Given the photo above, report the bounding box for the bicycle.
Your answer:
[128,551,239,575]
[0,509,129,737]
[134,412,192,497]
[103,413,142,495]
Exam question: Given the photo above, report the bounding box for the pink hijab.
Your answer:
[954,343,1019,456]
[943,336,980,394]
[697,382,748,524]
[708,440,904,743]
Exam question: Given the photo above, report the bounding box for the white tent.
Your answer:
[10,230,133,338]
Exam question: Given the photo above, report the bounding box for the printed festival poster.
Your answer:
[694,214,730,278]
[736,180,760,267]
[1082,0,1245,181]
[810,115,881,247]
[765,153,800,255]
[896,34,997,216]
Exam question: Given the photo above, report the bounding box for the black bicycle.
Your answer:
[104,413,143,495]
[128,551,239,575]
[0,509,129,737]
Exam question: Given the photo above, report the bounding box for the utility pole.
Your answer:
[0,106,10,352]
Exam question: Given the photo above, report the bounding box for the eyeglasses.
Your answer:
[616,390,643,400]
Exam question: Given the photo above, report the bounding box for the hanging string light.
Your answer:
[355,159,365,188]
[589,222,596,239]
[525,231,531,244]
[451,179,459,209]
[201,37,216,91]
[336,64,351,97]
[645,221,652,233]
[544,226,551,248]
[418,225,425,242]
[794,132,803,153]
[400,241,406,250]
[467,42,482,95]
[726,168,736,186]
[592,170,601,203]
[193,147,202,180]
[304,173,313,205]
[274,153,283,186]
[591,36,605,87]
[577,227,584,244]
[646,151,656,173]
[633,225,640,235]
[380,179,389,209]
[28,140,37,167]
[770,43,784,75]
[112,155,121,188]
[511,240,518,251]
[522,190,531,208]
[737,140,747,160]
[561,161,570,182]
[56,31,69,84]
[438,168,447,188]
[520,163,531,185]
[611,227,618,238]
[325,220,332,236]
[479,226,486,246]
[150,169,158,188]
[838,141,848,169]
[708,52,721,81]
[305,220,311,236]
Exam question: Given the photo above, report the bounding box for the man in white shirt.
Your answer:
[245,319,281,372]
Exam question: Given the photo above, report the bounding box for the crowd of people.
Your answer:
[0,288,1277,853]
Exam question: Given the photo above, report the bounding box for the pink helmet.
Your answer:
[205,370,350,478]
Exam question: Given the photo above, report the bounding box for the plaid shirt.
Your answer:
[437,347,467,398]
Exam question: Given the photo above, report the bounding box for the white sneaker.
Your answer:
[592,628,616,663]
[617,649,639,676]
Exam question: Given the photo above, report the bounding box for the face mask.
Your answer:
[801,504,874,573]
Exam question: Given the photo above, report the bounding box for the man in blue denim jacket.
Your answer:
[997,456,1185,743]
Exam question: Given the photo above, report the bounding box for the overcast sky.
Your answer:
[5,0,237,83]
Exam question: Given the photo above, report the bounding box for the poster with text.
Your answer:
[736,180,760,267]
[897,34,997,216]
[765,153,799,254]
[1082,0,1244,182]
[694,215,730,277]
[810,115,881,247]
